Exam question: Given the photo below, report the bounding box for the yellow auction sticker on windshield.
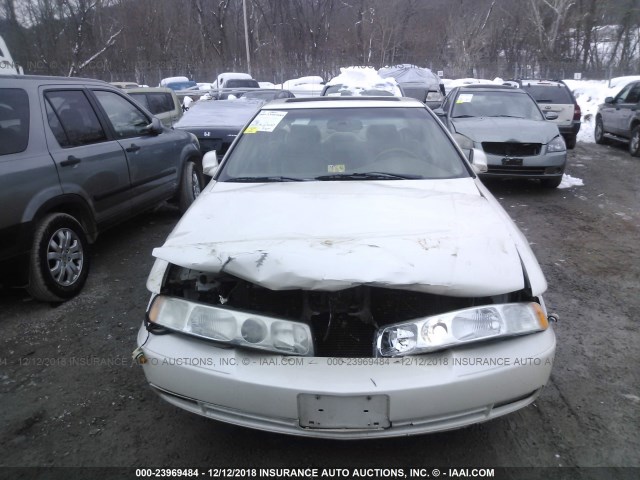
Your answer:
[328,164,345,173]
[246,111,287,132]
[456,94,473,103]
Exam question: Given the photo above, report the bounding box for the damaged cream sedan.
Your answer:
[136,97,556,438]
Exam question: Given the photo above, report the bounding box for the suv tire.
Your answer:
[564,134,577,149]
[594,117,608,145]
[629,125,640,157]
[178,160,204,213]
[27,213,90,302]
[540,176,563,188]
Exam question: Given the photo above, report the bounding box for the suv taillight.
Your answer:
[573,103,581,121]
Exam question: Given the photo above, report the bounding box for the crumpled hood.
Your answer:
[152,179,535,297]
[453,117,559,144]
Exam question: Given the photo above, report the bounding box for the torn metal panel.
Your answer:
[152,179,541,297]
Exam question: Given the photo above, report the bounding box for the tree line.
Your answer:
[1,0,639,85]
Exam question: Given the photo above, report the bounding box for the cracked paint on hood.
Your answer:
[152,179,545,297]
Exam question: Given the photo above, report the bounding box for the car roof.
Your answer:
[0,74,109,84]
[126,87,175,94]
[519,79,566,87]
[262,97,425,109]
[457,84,519,91]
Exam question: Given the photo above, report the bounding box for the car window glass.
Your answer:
[625,84,640,104]
[0,88,29,155]
[44,98,70,148]
[441,91,453,112]
[128,92,150,110]
[522,85,572,103]
[45,90,107,147]
[452,91,543,120]
[616,83,634,103]
[218,107,470,181]
[93,90,150,138]
[146,93,174,115]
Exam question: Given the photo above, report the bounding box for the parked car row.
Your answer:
[8,70,614,440]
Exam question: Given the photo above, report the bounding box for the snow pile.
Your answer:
[605,75,640,90]
[325,67,401,96]
[441,77,501,90]
[378,65,441,88]
[558,174,584,189]
[258,81,275,89]
[282,76,323,89]
[160,76,189,86]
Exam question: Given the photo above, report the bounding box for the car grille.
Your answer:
[312,314,376,357]
[487,165,547,175]
[198,138,231,158]
[482,142,541,157]
[198,138,222,153]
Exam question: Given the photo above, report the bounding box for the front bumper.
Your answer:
[137,326,555,439]
[481,150,566,180]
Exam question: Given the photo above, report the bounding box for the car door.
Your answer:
[617,82,640,137]
[606,82,635,136]
[42,88,132,227]
[90,89,181,211]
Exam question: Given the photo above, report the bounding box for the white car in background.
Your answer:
[136,97,556,438]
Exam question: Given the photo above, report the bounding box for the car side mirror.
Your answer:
[604,96,614,104]
[544,111,559,120]
[141,117,163,135]
[202,151,219,176]
[469,148,488,174]
[432,107,446,117]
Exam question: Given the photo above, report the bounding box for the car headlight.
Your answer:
[148,295,313,355]
[547,135,566,152]
[452,133,475,150]
[375,302,548,357]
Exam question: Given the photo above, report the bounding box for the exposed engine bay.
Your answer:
[158,264,535,357]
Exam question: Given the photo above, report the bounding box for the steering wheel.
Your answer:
[375,148,421,161]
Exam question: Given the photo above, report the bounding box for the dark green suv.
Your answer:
[0,75,203,302]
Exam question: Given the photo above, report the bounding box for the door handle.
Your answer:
[60,155,81,167]
[126,144,141,153]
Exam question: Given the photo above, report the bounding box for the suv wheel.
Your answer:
[540,176,563,188]
[178,160,204,213]
[594,117,608,145]
[564,134,576,149]
[27,213,90,302]
[629,126,640,157]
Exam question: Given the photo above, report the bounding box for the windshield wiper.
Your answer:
[225,176,305,182]
[453,114,475,118]
[492,115,525,118]
[315,172,422,181]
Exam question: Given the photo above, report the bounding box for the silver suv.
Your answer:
[0,75,203,302]
[519,80,581,149]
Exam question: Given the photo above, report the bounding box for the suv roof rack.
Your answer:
[283,96,400,103]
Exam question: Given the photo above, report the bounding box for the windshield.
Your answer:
[216,107,470,182]
[452,91,543,120]
[225,79,260,88]
[324,84,399,97]
[166,81,197,91]
[521,85,573,104]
